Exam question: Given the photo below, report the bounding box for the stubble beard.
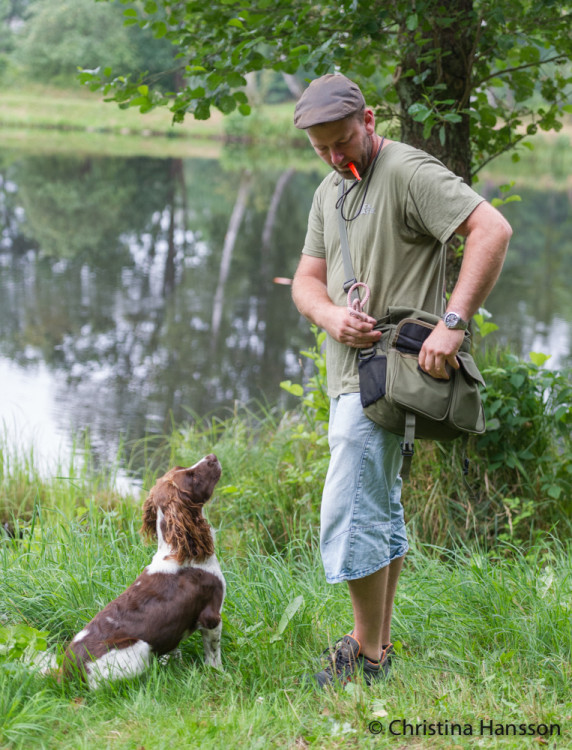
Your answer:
[334,132,376,179]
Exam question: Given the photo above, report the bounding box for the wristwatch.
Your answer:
[442,311,468,330]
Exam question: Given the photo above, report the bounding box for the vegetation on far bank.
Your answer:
[0,83,570,187]
[0,84,225,139]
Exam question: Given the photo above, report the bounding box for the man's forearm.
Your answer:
[291,273,335,329]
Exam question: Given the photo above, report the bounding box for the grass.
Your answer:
[0,434,137,528]
[0,84,307,159]
[0,127,224,159]
[1,511,571,749]
[1,422,571,749]
[0,83,226,138]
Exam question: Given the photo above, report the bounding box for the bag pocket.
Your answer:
[358,352,387,408]
[394,319,434,354]
[386,348,452,422]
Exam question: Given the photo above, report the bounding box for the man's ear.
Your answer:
[364,108,376,135]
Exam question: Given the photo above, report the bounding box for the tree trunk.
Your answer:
[394,0,479,288]
[395,0,477,184]
[281,73,304,99]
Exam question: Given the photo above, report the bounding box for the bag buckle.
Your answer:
[400,412,416,479]
[359,346,376,360]
[400,439,414,480]
[400,440,415,458]
[343,278,357,293]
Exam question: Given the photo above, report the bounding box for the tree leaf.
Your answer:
[152,21,168,38]
[529,351,551,367]
[406,13,418,30]
[280,381,304,397]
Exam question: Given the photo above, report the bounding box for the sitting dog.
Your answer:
[61,454,225,688]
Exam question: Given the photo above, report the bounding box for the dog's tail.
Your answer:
[13,648,59,676]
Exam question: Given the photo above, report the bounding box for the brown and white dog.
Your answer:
[61,454,225,688]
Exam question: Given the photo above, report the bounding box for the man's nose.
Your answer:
[330,150,345,165]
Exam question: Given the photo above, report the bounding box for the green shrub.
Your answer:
[279,325,572,546]
[474,348,572,531]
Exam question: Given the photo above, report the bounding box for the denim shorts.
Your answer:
[320,393,409,583]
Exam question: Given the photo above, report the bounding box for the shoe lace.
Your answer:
[320,636,345,659]
[326,641,357,678]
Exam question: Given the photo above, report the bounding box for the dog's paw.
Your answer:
[158,649,183,666]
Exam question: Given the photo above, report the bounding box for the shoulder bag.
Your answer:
[336,180,486,477]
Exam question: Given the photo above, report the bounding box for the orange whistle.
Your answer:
[348,162,361,181]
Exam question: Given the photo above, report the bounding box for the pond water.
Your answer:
[0,144,571,479]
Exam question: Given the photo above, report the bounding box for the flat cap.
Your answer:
[294,74,365,129]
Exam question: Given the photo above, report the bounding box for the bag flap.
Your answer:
[457,351,486,387]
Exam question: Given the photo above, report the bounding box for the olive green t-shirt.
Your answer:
[302,141,484,397]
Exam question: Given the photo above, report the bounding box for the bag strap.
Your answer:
[337,180,361,305]
[400,413,416,480]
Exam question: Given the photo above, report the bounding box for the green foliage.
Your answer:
[9,0,176,87]
[12,0,136,84]
[489,180,522,210]
[472,309,499,339]
[477,349,572,504]
[81,0,572,178]
[0,624,48,663]
[280,325,329,429]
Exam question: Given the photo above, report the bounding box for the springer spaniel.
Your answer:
[61,454,225,688]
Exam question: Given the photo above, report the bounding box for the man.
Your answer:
[291,74,511,688]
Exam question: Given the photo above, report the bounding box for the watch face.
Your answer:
[444,312,460,328]
[444,312,467,329]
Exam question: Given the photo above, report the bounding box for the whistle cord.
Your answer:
[335,136,385,222]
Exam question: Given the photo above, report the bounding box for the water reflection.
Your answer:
[0,148,570,472]
[0,151,317,467]
[481,183,572,362]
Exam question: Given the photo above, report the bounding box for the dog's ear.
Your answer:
[161,491,215,564]
[140,489,158,540]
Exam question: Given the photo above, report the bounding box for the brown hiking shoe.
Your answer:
[312,634,392,688]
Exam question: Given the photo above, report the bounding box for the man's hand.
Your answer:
[324,306,381,348]
[418,322,465,379]
[292,255,382,348]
